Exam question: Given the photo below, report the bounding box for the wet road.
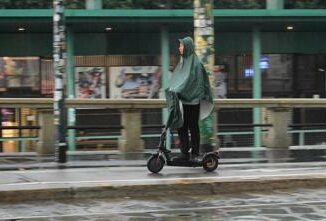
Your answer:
[1,187,326,220]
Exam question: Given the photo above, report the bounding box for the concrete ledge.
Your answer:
[1,173,325,202]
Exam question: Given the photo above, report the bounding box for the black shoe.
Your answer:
[190,154,201,163]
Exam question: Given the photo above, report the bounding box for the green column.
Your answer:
[161,26,171,149]
[266,0,284,9]
[67,27,76,151]
[194,0,218,153]
[253,26,262,148]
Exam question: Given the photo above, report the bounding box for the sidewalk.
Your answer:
[0,160,326,202]
[0,146,324,170]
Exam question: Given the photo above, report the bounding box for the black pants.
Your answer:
[178,104,200,156]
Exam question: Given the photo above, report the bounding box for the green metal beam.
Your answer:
[0,9,52,17]
[0,9,326,18]
[1,128,324,142]
[0,137,38,141]
[1,9,325,34]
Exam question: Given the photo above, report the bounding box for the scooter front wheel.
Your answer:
[202,154,219,172]
[147,154,165,173]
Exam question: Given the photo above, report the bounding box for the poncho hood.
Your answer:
[179,37,194,58]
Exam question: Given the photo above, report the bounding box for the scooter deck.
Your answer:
[166,159,202,167]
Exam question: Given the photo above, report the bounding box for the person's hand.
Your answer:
[162,128,168,135]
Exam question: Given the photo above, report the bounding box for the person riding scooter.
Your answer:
[165,36,214,163]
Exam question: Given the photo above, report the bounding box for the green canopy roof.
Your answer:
[0,9,325,33]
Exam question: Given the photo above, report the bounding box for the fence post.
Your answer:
[263,107,291,162]
[264,107,291,148]
[299,131,305,146]
[37,109,56,155]
[119,109,144,158]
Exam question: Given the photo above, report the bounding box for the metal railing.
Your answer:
[1,98,326,108]
[1,98,326,149]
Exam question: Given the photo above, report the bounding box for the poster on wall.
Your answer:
[213,65,227,98]
[75,67,106,99]
[41,59,54,96]
[109,66,161,99]
[0,57,40,91]
[0,69,5,91]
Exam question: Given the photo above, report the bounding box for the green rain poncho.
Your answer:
[165,37,213,130]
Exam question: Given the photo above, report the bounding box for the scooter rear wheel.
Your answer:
[202,154,219,172]
[147,154,165,173]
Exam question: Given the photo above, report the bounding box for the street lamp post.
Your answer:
[53,0,67,163]
[194,0,218,153]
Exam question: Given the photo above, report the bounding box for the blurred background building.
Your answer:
[1,0,326,152]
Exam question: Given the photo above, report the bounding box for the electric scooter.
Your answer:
[147,129,219,173]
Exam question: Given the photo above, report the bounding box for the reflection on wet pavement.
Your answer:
[1,187,326,220]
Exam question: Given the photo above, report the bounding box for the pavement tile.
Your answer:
[301,214,326,220]
[226,210,258,216]
[119,218,154,221]
[260,208,289,215]
[265,215,300,221]
[289,206,315,213]
[229,216,269,221]
[315,205,326,211]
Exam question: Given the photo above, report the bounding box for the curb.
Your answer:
[1,173,326,202]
